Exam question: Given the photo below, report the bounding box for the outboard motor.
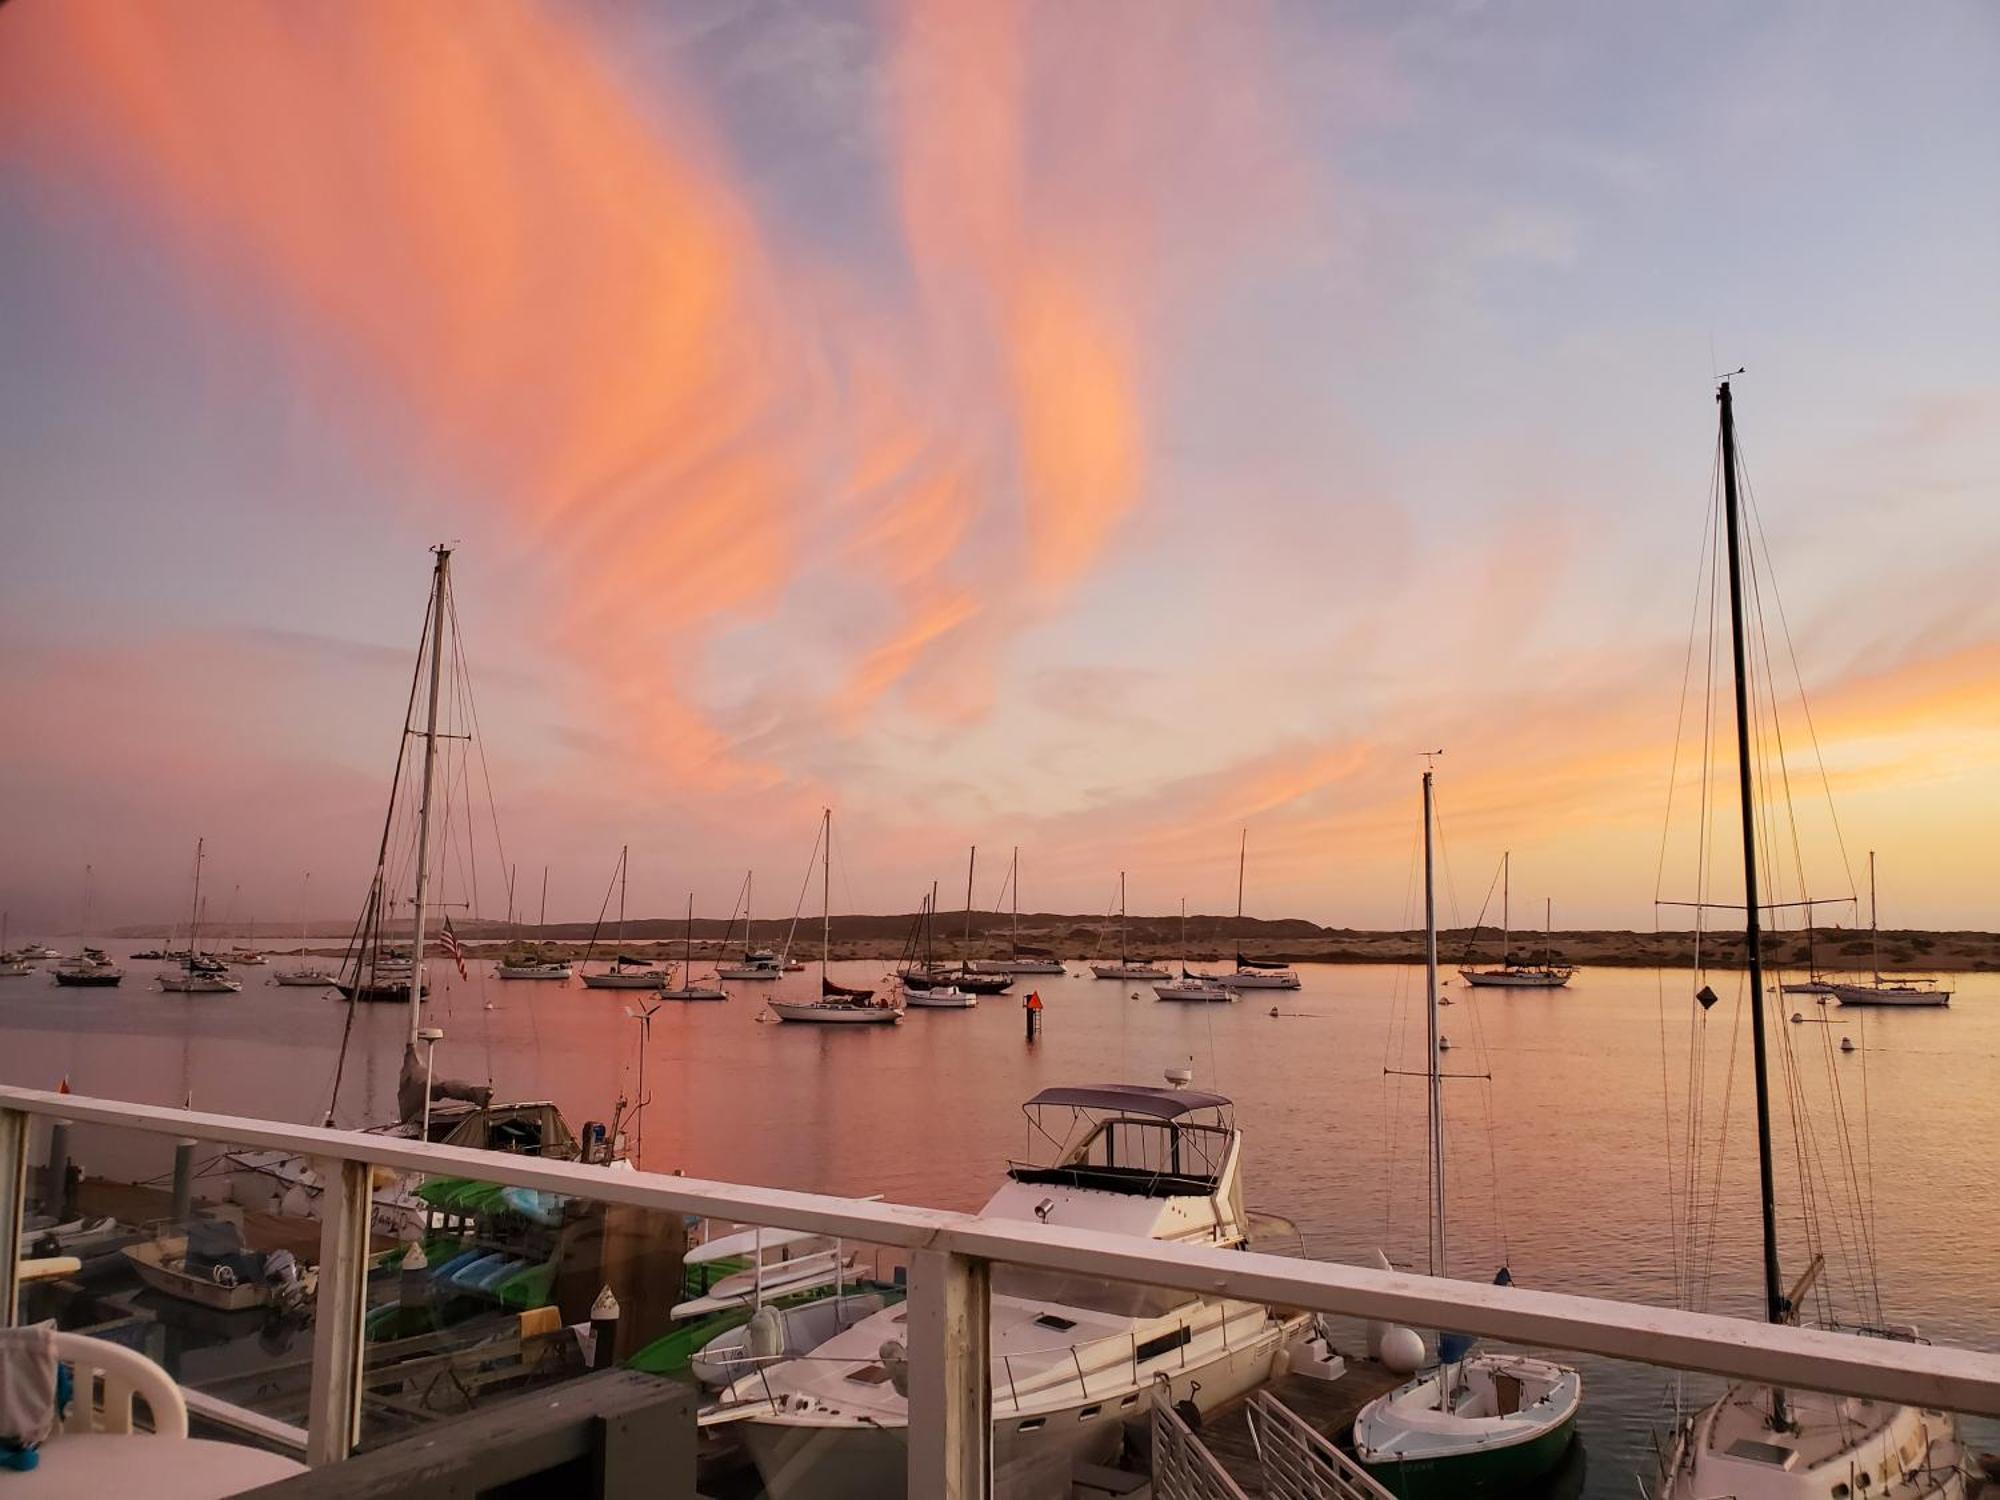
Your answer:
[263,1249,310,1318]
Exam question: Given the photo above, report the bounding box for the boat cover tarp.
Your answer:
[1234,953,1291,970]
[821,977,873,998]
[397,1043,494,1124]
[1024,1083,1233,1118]
[615,954,653,967]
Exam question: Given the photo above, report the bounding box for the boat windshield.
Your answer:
[991,1265,1196,1319]
[1009,1116,1230,1196]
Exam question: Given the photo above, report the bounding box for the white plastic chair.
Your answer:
[46,1332,187,1440]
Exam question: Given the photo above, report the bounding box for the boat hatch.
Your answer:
[1033,1313,1078,1332]
[844,1365,892,1385]
[1724,1438,1798,1468]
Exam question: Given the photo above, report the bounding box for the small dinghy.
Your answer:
[1355,1350,1581,1498]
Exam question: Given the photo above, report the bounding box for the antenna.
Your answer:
[1418,748,1444,769]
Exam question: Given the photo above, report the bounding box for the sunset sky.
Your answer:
[2,2,1996,933]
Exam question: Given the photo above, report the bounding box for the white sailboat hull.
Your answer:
[580,970,663,989]
[494,963,572,980]
[901,984,976,1008]
[1153,980,1235,1002]
[1091,962,1169,980]
[767,999,902,1024]
[1828,983,1951,1007]
[661,985,728,1002]
[159,974,243,993]
[272,969,336,987]
[1457,967,1573,989]
[1219,969,1301,989]
[1658,1383,1969,1499]
[716,966,781,980]
[969,957,1066,974]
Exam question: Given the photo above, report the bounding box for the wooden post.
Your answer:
[0,1109,24,1326]
[906,1248,991,1499]
[305,1157,372,1465]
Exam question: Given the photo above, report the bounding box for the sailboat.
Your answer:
[901,885,975,1008]
[159,840,242,993]
[52,867,122,987]
[717,871,784,980]
[495,866,572,980]
[0,914,33,978]
[1456,853,1572,989]
[1825,854,1950,1007]
[1089,872,1169,980]
[1221,831,1301,989]
[1354,768,1583,1497]
[272,872,337,987]
[970,848,1066,974]
[1655,381,1971,1498]
[579,846,664,990]
[659,893,727,1001]
[1154,899,1237,1001]
[767,810,901,1024]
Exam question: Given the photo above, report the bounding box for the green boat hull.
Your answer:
[1362,1409,1577,1500]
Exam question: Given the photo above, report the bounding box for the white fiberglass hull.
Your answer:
[159,974,242,993]
[1153,980,1235,1002]
[902,985,976,1008]
[970,958,1066,974]
[660,985,728,1002]
[767,999,902,1024]
[580,970,663,989]
[494,964,572,980]
[1091,962,1169,980]
[716,966,781,980]
[738,1306,1300,1500]
[1658,1383,1968,1499]
[272,970,336,987]
[1458,967,1572,989]
[1828,983,1950,1007]
[1219,970,1301,990]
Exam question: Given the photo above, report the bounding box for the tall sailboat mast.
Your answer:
[1719,380,1788,1356]
[187,839,205,971]
[1010,847,1020,960]
[962,846,976,967]
[407,545,451,1046]
[1119,871,1128,963]
[1869,850,1880,988]
[1422,769,1445,1278]
[1502,850,1510,965]
[820,808,832,982]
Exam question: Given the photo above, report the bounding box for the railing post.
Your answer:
[0,1110,24,1327]
[305,1156,372,1465]
[906,1248,992,1499]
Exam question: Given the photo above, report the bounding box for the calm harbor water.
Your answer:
[4,947,1994,1493]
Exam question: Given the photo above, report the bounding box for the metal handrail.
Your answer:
[4,1086,2000,1422]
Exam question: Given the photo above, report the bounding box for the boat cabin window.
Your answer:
[1135,1326,1192,1363]
[1010,1115,1227,1198]
[993,1267,1194,1319]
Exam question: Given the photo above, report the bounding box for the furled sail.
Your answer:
[822,976,874,999]
[1234,952,1290,970]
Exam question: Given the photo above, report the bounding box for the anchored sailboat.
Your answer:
[1154,899,1236,1002]
[1354,768,1583,1496]
[660,892,727,1001]
[52,866,122,988]
[767,810,901,1025]
[1089,872,1168,980]
[1655,381,1970,1498]
[1457,852,1572,989]
[495,865,571,980]
[1222,831,1301,990]
[717,871,784,980]
[971,848,1066,974]
[1826,854,1951,1007]
[580,846,664,990]
[900,885,975,1008]
[159,840,241,993]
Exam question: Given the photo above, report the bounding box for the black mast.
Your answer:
[1719,380,1790,1403]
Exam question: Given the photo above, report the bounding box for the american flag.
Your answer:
[441,916,468,980]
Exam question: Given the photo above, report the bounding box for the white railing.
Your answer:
[4,1084,2000,1499]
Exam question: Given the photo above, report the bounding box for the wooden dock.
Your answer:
[1192,1359,1402,1496]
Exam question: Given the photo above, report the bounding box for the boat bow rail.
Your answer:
[4,1085,2000,1497]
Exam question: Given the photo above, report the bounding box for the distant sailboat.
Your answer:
[52,866,122,988]
[717,870,784,980]
[970,848,1066,974]
[1153,900,1236,1002]
[495,865,571,980]
[1089,873,1169,980]
[1221,831,1301,990]
[0,914,32,978]
[159,840,242,993]
[767,810,901,1025]
[1826,852,1951,1007]
[660,893,728,1001]
[580,846,664,990]
[1456,853,1572,989]
[272,872,337,987]
[901,885,975,1008]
